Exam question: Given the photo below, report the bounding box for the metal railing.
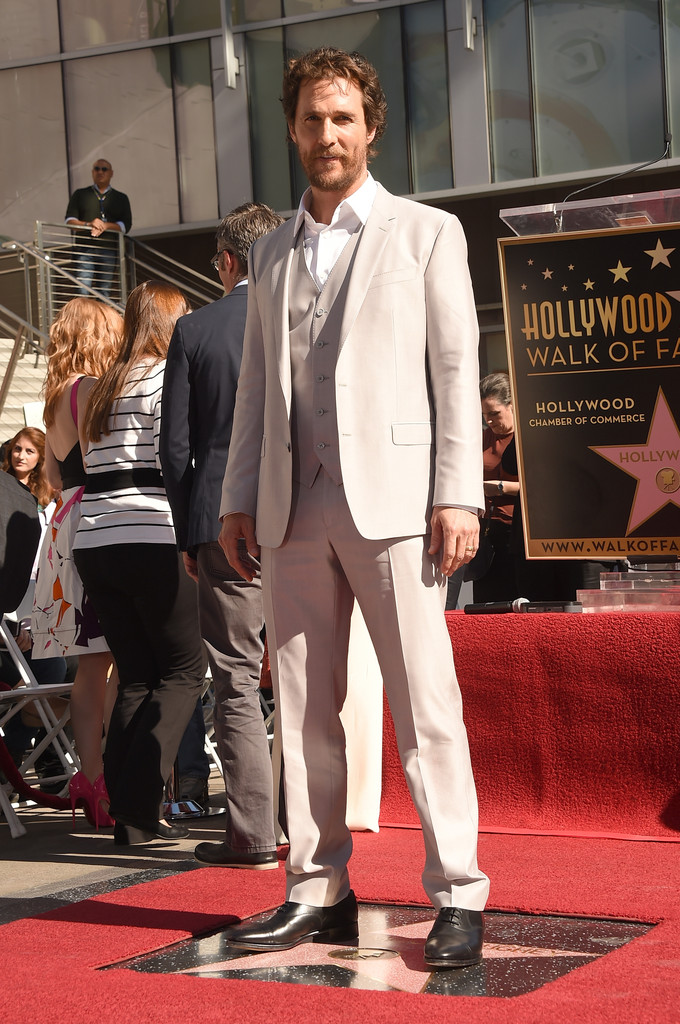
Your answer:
[125,235,222,308]
[0,301,50,423]
[0,222,223,430]
[34,221,127,328]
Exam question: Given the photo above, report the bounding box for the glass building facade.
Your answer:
[1,0,677,345]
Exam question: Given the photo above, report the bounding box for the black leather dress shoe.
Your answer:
[424,907,484,968]
[224,890,359,951]
[194,841,278,869]
[113,818,190,845]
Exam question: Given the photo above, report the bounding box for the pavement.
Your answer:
[0,774,231,926]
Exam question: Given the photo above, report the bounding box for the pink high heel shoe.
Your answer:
[91,773,114,828]
[68,772,114,830]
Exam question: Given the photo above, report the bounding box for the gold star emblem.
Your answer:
[583,279,595,290]
[568,264,575,271]
[562,285,568,292]
[527,258,534,266]
[609,261,631,282]
[521,283,527,290]
[542,268,553,280]
[644,238,675,268]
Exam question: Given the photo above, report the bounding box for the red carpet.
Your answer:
[2,609,679,1020]
[381,611,680,840]
[1,830,678,1022]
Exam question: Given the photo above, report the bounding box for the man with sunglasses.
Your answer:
[65,159,132,298]
[160,202,284,868]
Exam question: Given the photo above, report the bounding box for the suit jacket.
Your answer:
[220,184,484,548]
[161,288,247,552]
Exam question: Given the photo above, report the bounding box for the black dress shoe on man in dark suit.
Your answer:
[424,907,484,968]
[224,890,359,951]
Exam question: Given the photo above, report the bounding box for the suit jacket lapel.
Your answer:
[269,221,298,415]
[337,184,395,352]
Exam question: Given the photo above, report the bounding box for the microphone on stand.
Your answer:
[553,132,672,231]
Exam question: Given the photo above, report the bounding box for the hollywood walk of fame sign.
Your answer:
[498,222,680,559]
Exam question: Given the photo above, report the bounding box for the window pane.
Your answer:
[403,1,452,193]
[286,10,409,198]
[0,0,60,61]
[170,0,221,33]
[531,0,665,175]
[284,0,386,15]
[484,0,533,181]
[63,48,179,230]
[172,41,219,222]
[233,0,283,26]
[665,0,680,149]
[0,64,68,241]
[246,28,293,209]
[59,0,169,51]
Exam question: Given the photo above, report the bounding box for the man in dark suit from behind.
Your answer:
[160,202,284,868]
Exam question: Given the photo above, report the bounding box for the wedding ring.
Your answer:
[465,546,475,551]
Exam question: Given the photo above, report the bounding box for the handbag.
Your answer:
[463,516,494,582]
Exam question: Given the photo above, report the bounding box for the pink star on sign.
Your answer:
[590,389,680,533]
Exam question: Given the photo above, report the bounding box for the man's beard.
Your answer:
[300,145,368,193]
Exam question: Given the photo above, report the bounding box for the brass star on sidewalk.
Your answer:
[644,237,675,268]
[609,260,631,282]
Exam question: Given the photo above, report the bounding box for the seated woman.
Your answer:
[73,281,206,846]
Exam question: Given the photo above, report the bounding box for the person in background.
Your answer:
[1,427,65,782]
[471,372,520,603]
[161,202,284,868]
[65,159,132,298]
[73,281,205,846]
[32,298,124,829]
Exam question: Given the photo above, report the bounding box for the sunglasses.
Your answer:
[93,165,111,172]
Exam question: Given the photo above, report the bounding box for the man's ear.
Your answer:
[288,121,297,144]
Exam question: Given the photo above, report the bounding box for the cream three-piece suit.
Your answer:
[220,182,490,912]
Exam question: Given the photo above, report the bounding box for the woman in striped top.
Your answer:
[73,281,205,846]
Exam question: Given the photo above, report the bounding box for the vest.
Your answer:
[288,226,362,487]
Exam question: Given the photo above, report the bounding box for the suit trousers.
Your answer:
[74,543,205,824]
[196,541,276,852]
[261,469,489,911]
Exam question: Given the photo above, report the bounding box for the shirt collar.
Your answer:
[293,173,377,235]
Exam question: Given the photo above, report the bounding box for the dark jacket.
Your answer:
[160,288,248,553]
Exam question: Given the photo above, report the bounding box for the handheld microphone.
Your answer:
[464,598,530,614]
[554,132,672,231]
[463,599,582,614]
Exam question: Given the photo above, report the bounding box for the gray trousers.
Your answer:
[196,541,276,853]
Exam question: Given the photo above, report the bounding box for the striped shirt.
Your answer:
[73,361,176,548]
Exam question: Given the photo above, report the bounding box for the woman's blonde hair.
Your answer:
[2,427,54,508]
[43,298,123,428]
[82,280,190,442]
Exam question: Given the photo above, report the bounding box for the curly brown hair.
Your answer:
[2,427,55,508]
[281,47,387,159]
[43,298,123,428]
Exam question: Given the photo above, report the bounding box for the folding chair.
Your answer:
[0,472,78,837]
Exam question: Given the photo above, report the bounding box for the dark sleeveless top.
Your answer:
[55,377,87,489]
[56,442,86,490]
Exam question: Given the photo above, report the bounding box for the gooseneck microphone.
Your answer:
[554,132,672,231]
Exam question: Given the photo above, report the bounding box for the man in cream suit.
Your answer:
[219,47,489,967]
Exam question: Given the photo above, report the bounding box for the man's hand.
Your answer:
[218,513,260,581]
[182,551,199,582]
[428,506,480,577]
